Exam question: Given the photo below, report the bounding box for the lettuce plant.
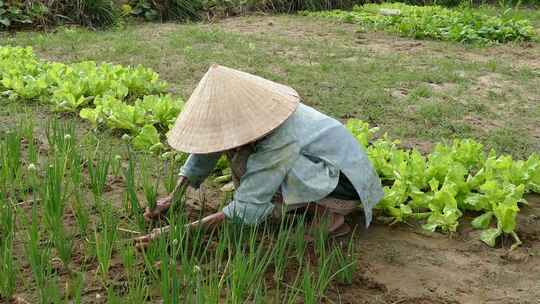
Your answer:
[348,118,540,248]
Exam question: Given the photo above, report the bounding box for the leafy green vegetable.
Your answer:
[132,125,162,151]
[79,108,102,127]
[0,46,176,154]
[100,96,147,132]
[480,227,502,247]
[348,117,540,248]
[471,212,493,230]
[135,94,183,127]
[303,3,535,44]
[345,119,378,148]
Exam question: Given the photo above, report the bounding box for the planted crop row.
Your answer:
[347,119,540,248]
[0,120,355,302]
[303,3,536,43]
[0,46,183,152]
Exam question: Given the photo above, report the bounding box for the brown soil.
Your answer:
[332,194,540,304]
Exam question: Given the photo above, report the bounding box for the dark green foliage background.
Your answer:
[0,0,120,29]
[0,0,538,30]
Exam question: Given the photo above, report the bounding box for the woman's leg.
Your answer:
[306,173,359,240]
[306,201,354,240]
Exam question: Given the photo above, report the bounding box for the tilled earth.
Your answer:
[332,194,540,304]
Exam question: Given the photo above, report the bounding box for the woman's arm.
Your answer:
[180,152,222,188]
[222,130,299,225]
[135,211,226,248]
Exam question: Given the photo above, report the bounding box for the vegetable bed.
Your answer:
[303,3,536,43]
[0,46,182,152]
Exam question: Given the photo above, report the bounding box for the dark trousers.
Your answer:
[330,172,360,201]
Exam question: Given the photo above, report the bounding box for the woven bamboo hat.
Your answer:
[167,65,300,154]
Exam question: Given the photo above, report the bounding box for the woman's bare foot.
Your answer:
[306,204,350,241]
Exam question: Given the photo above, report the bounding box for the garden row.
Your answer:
[0,119,357,302]
[0,46,182,151]
[347,119,540,249]
[303,3,536,43]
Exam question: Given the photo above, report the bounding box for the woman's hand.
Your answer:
[143,196,172,221]
[143,175,189,221]
[134,212,226,249]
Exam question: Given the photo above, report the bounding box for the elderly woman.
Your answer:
[135,65,383,247]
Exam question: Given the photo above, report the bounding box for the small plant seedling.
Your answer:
[0,196,17,299]
[302,265,316,304]
[94,201,118,284]
[70,149,90,237]
[24,204,55,303]
[0,131,23,194]
[333,236,357,285]
[41,154,72,270]
[87,151,111,207]
[273,218,293,282]
[141,156,161,211]
[124,145,146,230]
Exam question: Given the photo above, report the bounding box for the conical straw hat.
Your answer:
[167,65,300,154]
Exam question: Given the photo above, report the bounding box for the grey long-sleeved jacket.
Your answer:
[180,103,384,227]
